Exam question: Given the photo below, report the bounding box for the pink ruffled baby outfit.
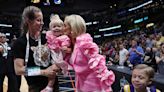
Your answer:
[46,31,70,75]
[69,33,115,92]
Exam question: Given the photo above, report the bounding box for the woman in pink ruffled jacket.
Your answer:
[41,14,71,92]
[64,14,115,92]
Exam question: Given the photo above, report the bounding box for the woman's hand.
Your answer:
[41,65,59,78]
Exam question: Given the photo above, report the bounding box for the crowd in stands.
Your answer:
[99,30,164,75]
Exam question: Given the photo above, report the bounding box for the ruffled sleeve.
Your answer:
[80,41,99,57]
[88,54,115,90]
[78,34,115,90]
[57,35,71,47]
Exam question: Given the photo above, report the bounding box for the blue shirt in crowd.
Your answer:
[128,46,144,65]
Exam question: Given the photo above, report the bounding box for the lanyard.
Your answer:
[25,32,41,67]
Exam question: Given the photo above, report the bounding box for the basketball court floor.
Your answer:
[3,71,75,92]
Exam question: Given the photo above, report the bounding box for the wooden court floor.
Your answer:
[3,76,28,92]
[3,70,75,92]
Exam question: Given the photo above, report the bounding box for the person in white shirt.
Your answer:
[119,44,129,66]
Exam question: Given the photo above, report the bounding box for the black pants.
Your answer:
[28,77,59,92]
[0,73,19,92]
[0,57,19,92]
[16,75,21,92]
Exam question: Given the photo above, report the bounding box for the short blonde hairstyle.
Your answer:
[133,64,155,79]
[64,14,86,37]
[49,14,63,29]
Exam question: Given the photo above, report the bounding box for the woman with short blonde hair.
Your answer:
[64,14,115,92]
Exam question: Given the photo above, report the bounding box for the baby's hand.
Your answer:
[50,64,60,72]
[62,46,72,53]
[62,46,68,51]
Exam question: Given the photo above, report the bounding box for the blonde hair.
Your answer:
[133,64,155,79]
[49,14,63,29]
[64,14,86,37]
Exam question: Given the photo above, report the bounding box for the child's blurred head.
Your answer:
[131,64,155,90]
[49,14,63,36]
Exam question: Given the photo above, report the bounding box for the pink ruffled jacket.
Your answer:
[46,31,71,74]
[70,33,115,92]
[46,31,71,50]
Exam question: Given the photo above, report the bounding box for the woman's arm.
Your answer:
[133,49,144,56]
[14,58,26,75]
[155,56,164,64]
[14,58,57,78]
[79,41,115,89]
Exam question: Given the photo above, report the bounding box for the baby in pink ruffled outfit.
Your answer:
[64,15,115,92]
[41,14,71,92]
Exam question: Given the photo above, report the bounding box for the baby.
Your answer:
[41,14,71,92]
[122,64,160,92]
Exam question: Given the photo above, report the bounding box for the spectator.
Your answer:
[144,47,157,72]
[122,64,160,92]
[0,33,19,92]
[127,39,144,66]
[119,43,129,66]
[155,43,164,75]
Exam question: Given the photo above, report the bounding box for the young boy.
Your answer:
[122,64,160,92]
